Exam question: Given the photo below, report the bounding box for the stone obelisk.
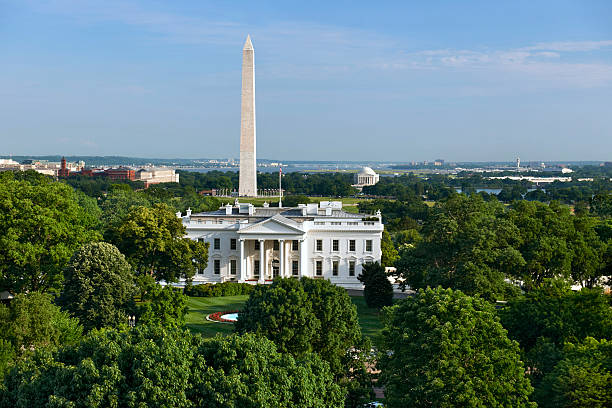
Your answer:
[239,35,257,197]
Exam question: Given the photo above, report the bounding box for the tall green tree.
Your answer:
[57,242,136,331]
[0,292,82,378]
[357,262,393,309]
[534,337,612,408]
[192,333,344,407]
[380,287,535,408]
[234,278,319,359]
[508,201,575,288]
[235,278,362,377]
[395,194,524,300]
[0,327,343,408]
[111,203,208,283]
[380,229,399,267]
[499,281,612,385]
[0,173,101,293]
[137,279,188,329]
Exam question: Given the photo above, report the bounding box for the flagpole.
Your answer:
[278,167,282,208]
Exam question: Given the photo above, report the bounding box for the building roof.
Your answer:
[190,206,366,220]
[358,166,377,176]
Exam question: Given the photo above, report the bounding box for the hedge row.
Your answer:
[185,282,255,297]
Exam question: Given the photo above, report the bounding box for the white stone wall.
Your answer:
[183,219,382,289]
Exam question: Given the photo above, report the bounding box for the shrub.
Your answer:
[184,281,254,297]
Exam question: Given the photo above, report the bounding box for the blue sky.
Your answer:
[1,0,611,162]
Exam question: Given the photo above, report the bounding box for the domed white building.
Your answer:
[354,167,379,187]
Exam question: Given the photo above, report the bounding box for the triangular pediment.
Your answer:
[239,215,304,235]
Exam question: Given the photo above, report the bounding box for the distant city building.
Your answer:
[58,157,70,177]
[434,159,445,166]
[516,157,521,169]
[105,167,135,181]
[199,189,219,196]
[136,168,179,187]
[354,167,380,187]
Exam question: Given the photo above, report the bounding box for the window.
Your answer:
[349,261,356,276]
[349,240,356,252]
[332,261,339,276]
[198,238,205,242]
[255,240,260,250]
[292,240,299,251]
[230,259,237,275]
[332,240,339,252]
[365,240,372,252]
[214,259,221,275]
[316,240,323,251]
[214,238,220,250]
[292,260,299,276]
[273,240,279,250]
[331,222,341,225]
[230,238,237,250]
[254,260,260,276]
[316,260,323,276]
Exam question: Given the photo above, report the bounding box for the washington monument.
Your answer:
[239,35,257,196]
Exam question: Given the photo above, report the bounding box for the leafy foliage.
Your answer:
[0,292,82,378]
[184,281,254,297]
[395,194,523,300]
[499,281,612,386]
[58,242,136,331]
[111,203,208,283]
[0,172,101,293]
[534,337,612,408]
[235,278,362,377]
[380,287,535,408]
[234,278,319,358]
[0,326,343,408]
[357,262,393,309]
[380,230,399,267]
[137,280,188,329]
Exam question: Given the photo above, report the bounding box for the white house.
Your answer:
[181,200,383,289]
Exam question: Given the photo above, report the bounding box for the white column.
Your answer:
[299,239,305,278]
[259,239,265,284]
[239,239,245,282]
[279,239,285,278]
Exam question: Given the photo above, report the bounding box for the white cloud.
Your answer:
[521,40,612,52]
[24,0,612,89]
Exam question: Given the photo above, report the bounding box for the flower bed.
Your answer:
[207,310,239,323]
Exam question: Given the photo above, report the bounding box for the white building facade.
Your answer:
[181,201,383,289]
[354,167,380,187]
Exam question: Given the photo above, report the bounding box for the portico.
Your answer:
[237,215,305,282]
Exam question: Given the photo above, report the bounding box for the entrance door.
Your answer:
[271,259,280,278]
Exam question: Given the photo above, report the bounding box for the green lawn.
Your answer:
[185,295,249,337]
[185,295,386,342]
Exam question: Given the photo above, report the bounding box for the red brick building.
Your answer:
[58,157,70,177]
[104,167,135,181]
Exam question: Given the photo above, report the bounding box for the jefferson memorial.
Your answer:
[181,36,383,288]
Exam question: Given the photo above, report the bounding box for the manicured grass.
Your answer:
[185,295,249,337]
[185,294,386,343]
[350,296,385,345]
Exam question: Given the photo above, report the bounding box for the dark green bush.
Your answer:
[184,281,255,297]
